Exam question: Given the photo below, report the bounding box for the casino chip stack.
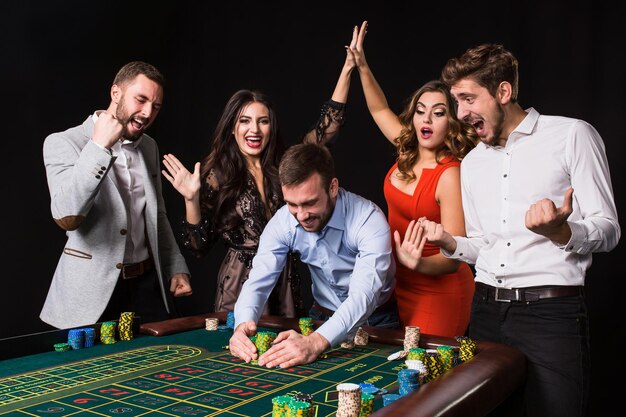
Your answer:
[424,351,444,382]
[360,393,375,417]
[272,395,291,416]
[100,321,117,344]
[341,339,355,349]
[226,311,235,329]
[205,317,219,331]
[398,368,420,396]
[437,345,455,372]
[405,359,428,384]
[456,336,478,362]
[382,394,401,406]
[252,331,277,364]
[67,328,85,349]
[354,327,369,346]
[299,317,313,336]
[288,399,314,416]
[271,393,314,417]
[118,312,135,341]
[403,326,420,351]
[406,347,426,362]
[58,327,96,352]
[336,383,361,417]
[83,327,96,347]
[53,342,71,352]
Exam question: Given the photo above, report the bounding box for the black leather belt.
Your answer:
[476,282,583,302]
[117,257,154,279]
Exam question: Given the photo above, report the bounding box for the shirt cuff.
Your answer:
[315,321,343,347]
[556,221,585,253]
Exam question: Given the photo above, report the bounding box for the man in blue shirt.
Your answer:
[229,143,398,368]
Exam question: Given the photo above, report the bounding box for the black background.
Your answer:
[2,1,623,413]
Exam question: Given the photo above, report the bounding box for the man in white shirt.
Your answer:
[403,44,620,417]
[41,61,192,329]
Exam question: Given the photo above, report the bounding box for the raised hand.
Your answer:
[525,187,574,244]
[93,112,124,149]
[343,22,360,70]
[347,21,369,70]
[161,153,201,201]
[393,219,427,270]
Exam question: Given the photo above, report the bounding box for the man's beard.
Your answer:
[116,100,141,141]
[299,198,334,232]
[485,103,506,146]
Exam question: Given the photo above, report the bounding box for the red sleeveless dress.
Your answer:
[384,157,474,337]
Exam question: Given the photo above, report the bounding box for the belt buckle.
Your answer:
[122,263,139,280]
[494,287,519,302]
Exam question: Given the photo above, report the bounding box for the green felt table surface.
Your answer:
[0,314,527,417]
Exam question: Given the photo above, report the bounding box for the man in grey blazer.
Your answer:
[41,61,192,329]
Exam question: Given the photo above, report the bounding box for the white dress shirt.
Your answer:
[445,108,620,288]
[93,112,149,264]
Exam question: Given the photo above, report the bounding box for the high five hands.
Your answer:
[345,21,368,69]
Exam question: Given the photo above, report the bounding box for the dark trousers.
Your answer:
[470,290,590,417]
[99,268,171,325]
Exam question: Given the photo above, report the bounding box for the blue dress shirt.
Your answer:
[234,188,395,346]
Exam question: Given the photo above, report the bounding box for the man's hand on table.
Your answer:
[258,330,330,368]
[229,321,258,362]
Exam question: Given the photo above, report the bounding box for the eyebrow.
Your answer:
[417,101,447,108]
[285,197,318,206]
[239,115,270,120]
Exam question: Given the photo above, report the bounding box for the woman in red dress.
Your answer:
[344,22,478,337]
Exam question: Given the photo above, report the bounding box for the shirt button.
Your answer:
[459,252,463,256]
[120,229,127,235]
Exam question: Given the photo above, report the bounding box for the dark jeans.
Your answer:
[471,290,590,417]
[308,296,400,330]
[99,268,171,325]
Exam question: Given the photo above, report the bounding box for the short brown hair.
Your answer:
[279,143,335,190]
[113,61,165,87]
[441,44,519,102]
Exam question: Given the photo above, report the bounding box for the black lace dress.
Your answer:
[181,100,346,316]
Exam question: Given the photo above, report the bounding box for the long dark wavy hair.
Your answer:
[200,90,285,233]
[395,80,478,181]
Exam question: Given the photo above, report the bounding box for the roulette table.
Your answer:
[0,313,526,416]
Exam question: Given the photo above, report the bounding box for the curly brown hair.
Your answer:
[394,80,478,181]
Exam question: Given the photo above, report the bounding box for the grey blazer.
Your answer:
[40,115,189,329]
